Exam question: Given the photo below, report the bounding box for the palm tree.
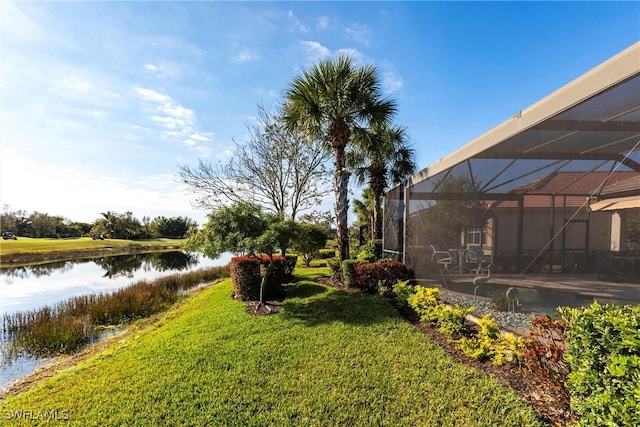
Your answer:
[348,123,417,240]
[353,187,375,242]
[283,55,396,262]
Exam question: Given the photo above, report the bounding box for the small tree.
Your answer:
[292,223,329,266]
[185,201,291,306]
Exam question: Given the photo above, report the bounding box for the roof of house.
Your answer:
[489,171,637,209]
[601,175,640,197]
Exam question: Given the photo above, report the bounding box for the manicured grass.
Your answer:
[0,237,183,256]
[0,266,542,426]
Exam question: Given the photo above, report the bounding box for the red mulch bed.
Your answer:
[315,276,576,426]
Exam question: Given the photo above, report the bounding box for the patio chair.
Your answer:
[466,244,493,274]
[431,245,454,272]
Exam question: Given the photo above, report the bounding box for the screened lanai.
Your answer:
[383,42,640,296]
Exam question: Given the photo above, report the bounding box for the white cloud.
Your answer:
[132,87,172,103]
[316,16,329,30]
[300,41,331,64]
[143,62,184,79]
[336,48,365,63]
[379,61,404,94]
[189,133,213,142]
[0,2,51,45]
[288,11,307,33]
[382,71,403,94]
[132,86,213,151]
[345,23,371,46]
[234,49,260,62]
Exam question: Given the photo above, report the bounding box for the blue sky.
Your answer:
[1,1,639,226]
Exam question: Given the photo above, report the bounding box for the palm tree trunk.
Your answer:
[334,168,351,262]
[329,120,352,263]
[372,188,382,240]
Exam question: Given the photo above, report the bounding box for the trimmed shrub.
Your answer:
[229,255,286,300]
[318,249,336,259]
[560,302,640,426]
[352,261,410,292]
[342,260,359,289]
[230,256,261,300]
[327,258,341,282]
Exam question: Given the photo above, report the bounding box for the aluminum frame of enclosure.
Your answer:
[383,42,640,280]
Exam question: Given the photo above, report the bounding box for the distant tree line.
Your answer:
[0,205,197,240]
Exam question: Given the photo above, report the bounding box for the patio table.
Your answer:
[449,248,467,274]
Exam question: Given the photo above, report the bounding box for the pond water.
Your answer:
[0,251,232,316]
[0,251,231,393]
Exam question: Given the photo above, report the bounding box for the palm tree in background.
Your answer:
[348,123,417,240]
[353,187,375,242]
[283,55,396,262]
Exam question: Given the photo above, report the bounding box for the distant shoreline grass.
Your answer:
[0,266,543,426]
[0,237,185,267]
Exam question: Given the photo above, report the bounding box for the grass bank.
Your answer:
[0,237,184,266]
[2,265,230,358]
[0,267,542,426]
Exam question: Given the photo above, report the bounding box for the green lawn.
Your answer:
[0,267,542,426]
[0,237,183,256]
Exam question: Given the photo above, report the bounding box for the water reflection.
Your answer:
[2,261,76,281]
[94,252,199,278]
[0,251,232,316]
[1,252,201,281]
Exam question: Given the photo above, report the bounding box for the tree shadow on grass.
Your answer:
[285,281,328,299]
[282,281,396,327]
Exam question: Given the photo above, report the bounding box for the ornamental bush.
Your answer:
[351,261,410,292]
[392,281,417,308]
[327,259,341,282]
[342,260,358,288]
[407,286,470,338]
[318,249,336,259]
[560,302,640,426]
[456,314,522,365]
[229,255,285,301]
[520,313,569,391]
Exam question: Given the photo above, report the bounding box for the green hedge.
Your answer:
[346,261,410,292]
[342,260,358,288]
[318,249,337,259]
[560,302,640,426]
[229,255,285,301]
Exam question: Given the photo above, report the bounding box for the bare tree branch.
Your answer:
[177,103,331,220]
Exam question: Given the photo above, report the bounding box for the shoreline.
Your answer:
[0,279,222,400]
[0,244,183,268]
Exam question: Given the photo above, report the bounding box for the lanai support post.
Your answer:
[516,195,524,272]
